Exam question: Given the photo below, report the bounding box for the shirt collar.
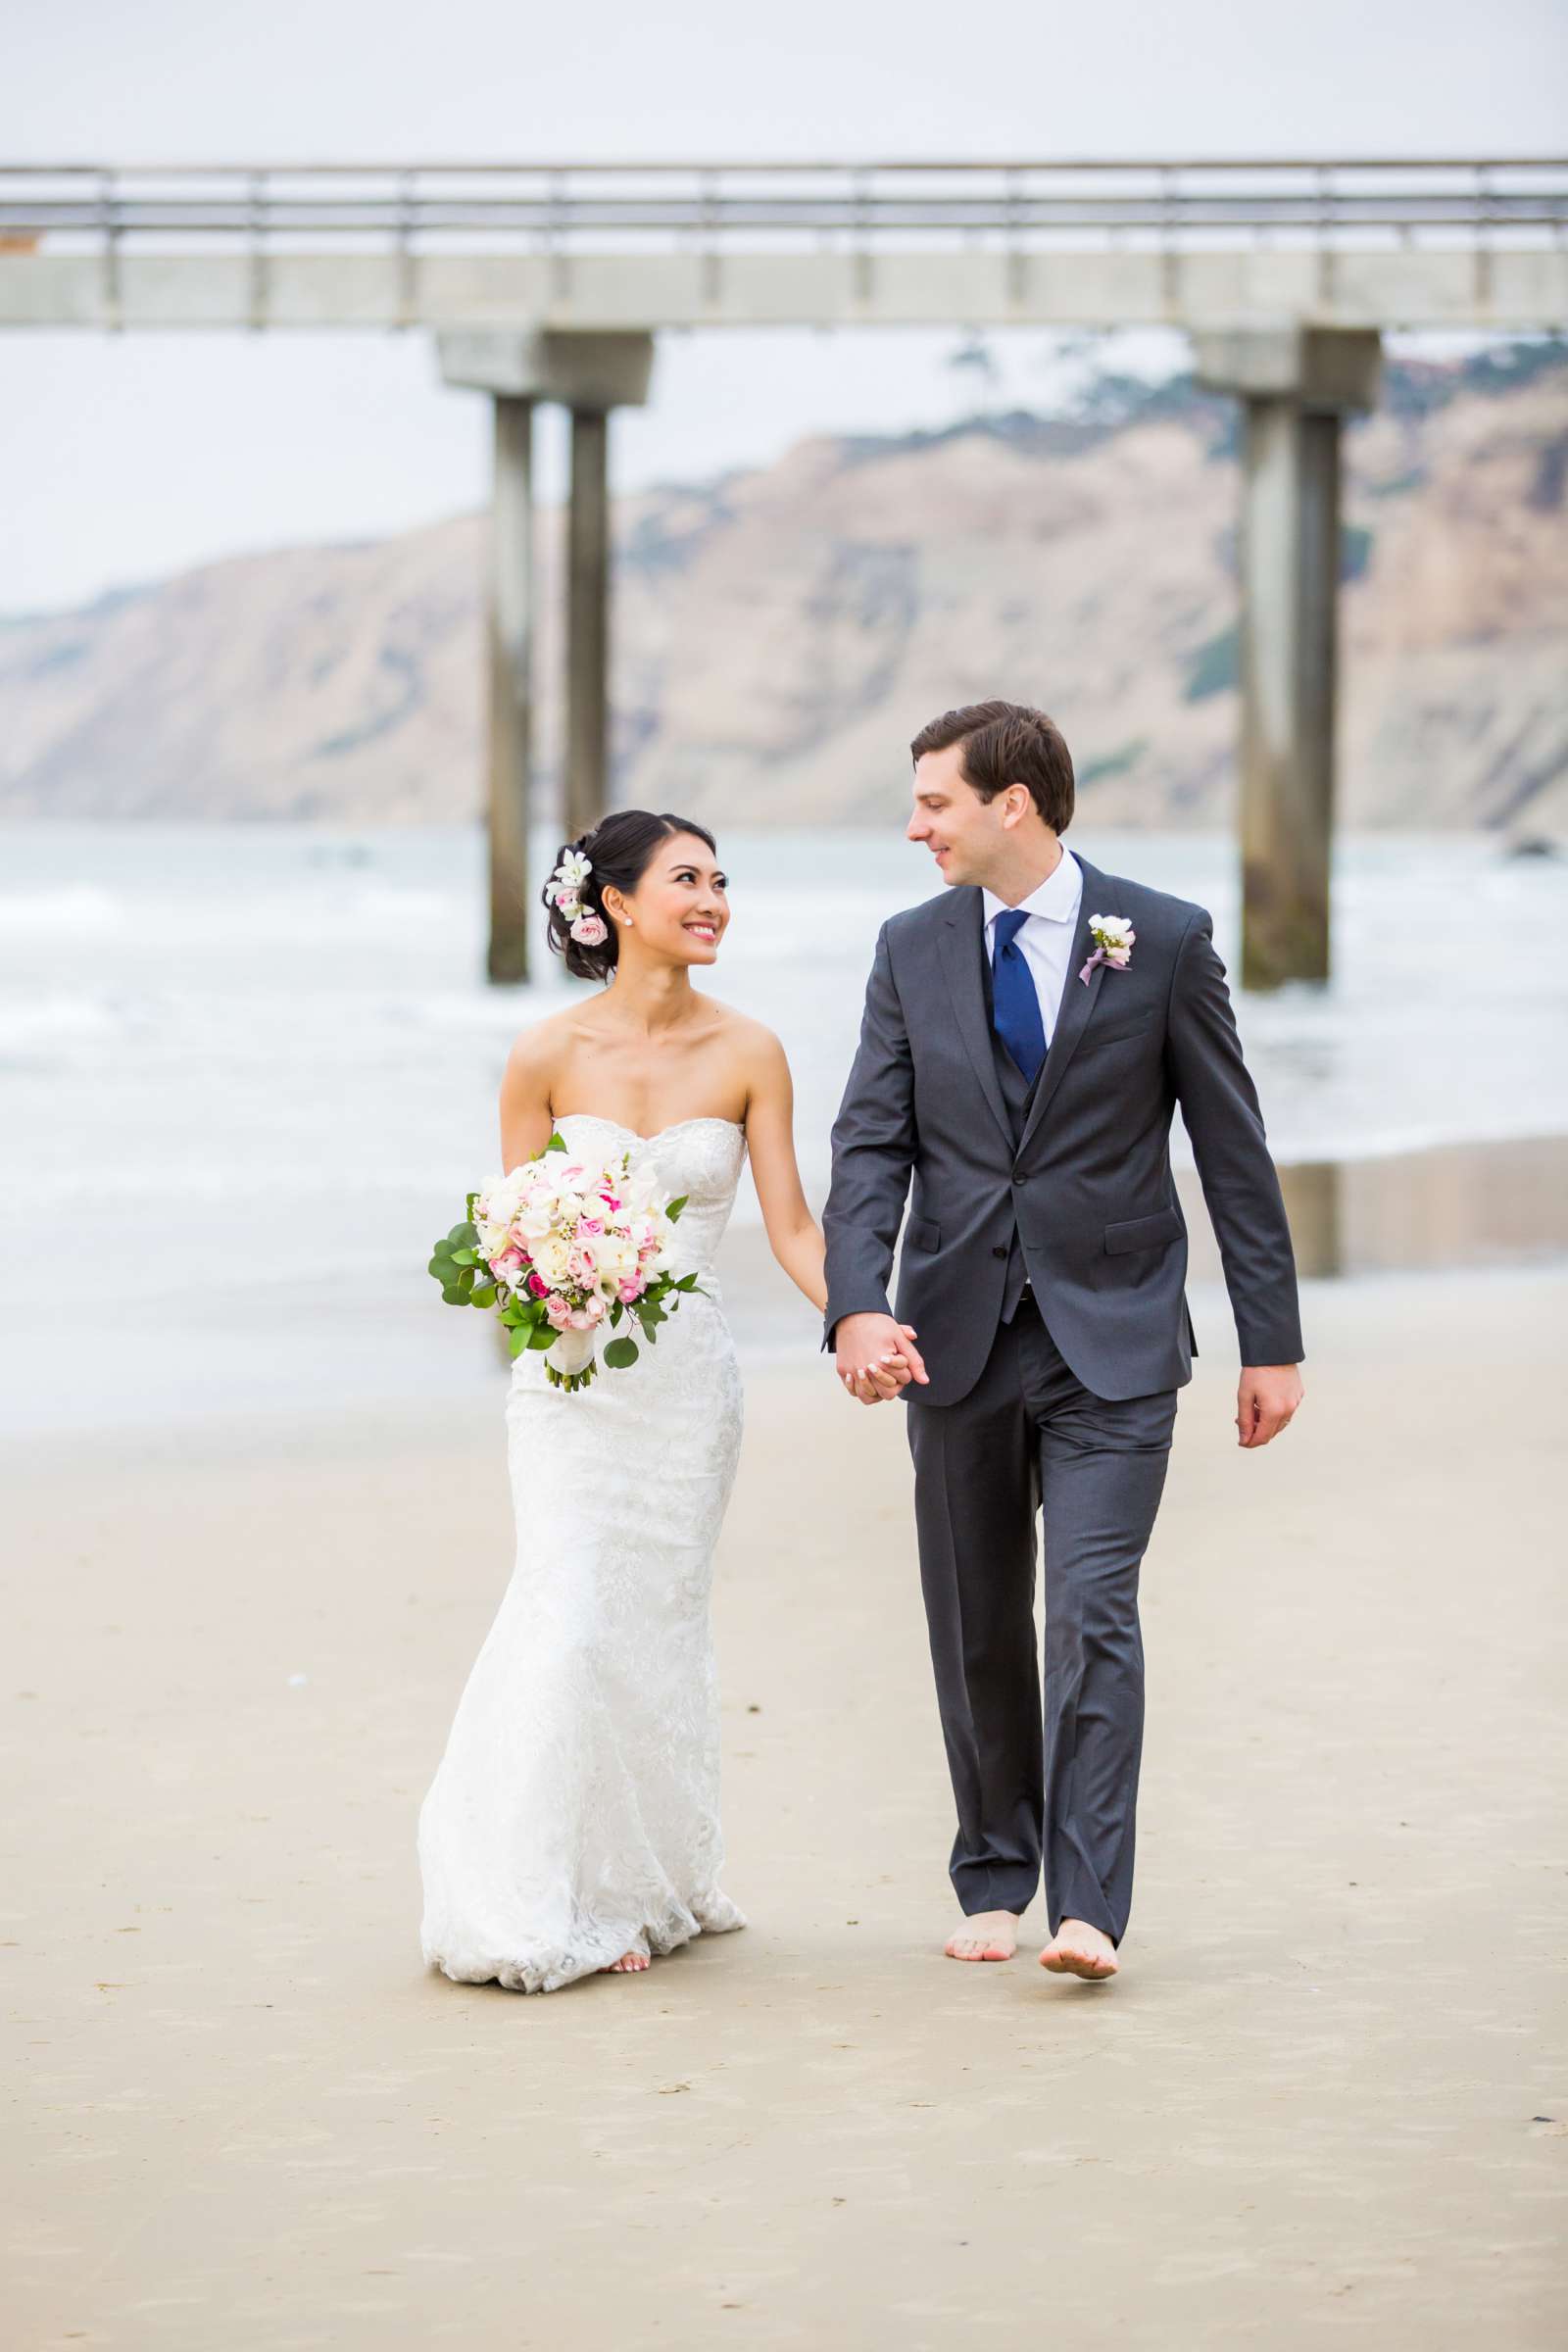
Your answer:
[983,844,1083,931]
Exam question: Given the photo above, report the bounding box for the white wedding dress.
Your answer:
[417,1114,749,1993]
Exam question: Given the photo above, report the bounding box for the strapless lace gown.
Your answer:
[417,1114,749,1993]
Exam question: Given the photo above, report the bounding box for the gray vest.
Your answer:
[981,940,1046,1323]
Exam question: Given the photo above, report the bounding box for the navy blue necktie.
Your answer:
[992,908,1047,1084]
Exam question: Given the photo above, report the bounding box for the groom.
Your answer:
[822,701,1304,1982]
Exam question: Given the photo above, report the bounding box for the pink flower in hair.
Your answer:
[570,912,609,949]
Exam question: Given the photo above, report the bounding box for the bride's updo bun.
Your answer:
[543,809,718,983]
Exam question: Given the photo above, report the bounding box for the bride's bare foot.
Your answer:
[945,1909,1019,1962]
[1039,1919,1118,1980]
[602,1950,650,1974]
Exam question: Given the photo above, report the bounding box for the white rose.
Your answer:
[531,1233,571,1287]
[593,1235,638,1283]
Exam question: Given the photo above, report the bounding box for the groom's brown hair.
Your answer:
[909,700,1075,834]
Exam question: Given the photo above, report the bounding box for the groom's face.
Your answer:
[907,745,1012,888]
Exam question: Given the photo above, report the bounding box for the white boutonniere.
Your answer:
[1079,913,1136,986]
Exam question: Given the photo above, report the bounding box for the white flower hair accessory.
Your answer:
[549,846,594,921]
[1079,912,1135,986]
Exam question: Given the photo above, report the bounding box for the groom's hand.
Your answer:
[835,1313,929,1405]
[1236,1364,1303,1447]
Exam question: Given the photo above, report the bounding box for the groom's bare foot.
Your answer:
[602,1950,650,1974]
[1039,1920,1118,1980]
[945,1909,1019,1962]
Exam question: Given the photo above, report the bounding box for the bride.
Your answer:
[417,809,903,1992]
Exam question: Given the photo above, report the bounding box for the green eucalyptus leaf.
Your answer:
[450,1247,478,1267]
[470,1284,498,1308]
[603,1337,639,1370]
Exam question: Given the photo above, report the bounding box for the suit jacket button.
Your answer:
[992,1245,1007,1258]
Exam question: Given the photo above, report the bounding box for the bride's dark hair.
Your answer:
[543,809,718,983]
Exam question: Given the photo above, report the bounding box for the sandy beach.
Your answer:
[5,1259,1565,2348]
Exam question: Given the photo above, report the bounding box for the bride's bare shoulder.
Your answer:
[500,999,603,1092]
[706,1001,793,1086]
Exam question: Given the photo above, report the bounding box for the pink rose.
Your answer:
[544,1295,572,1330]
[527,1271,548,1298]
[493,1248,525,1280]
[618,1277,643,1303]
[577,1216,605,1238]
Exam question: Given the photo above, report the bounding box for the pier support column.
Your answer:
[482,394,536,983]
[1193,325,1382,991]
[564,405,611,842]
[437,329,655,983]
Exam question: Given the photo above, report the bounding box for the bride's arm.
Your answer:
[741,1029,828,1314]
[499,1027,559,1172]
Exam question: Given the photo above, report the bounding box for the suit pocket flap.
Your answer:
[1103,1206,1184,1255]
[905,1214,941,1253]
[1076,1015,1156,1055]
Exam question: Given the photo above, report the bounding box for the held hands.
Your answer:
[834,1312,930,1406]
[834,1319,1303,1434]
[1237,1364,1303,1447]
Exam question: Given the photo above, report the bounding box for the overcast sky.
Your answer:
[3,0,1563,612]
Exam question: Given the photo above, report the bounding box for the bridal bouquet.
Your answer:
[427,1133,702,1393]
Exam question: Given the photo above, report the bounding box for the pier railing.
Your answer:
[4,156,1565,256]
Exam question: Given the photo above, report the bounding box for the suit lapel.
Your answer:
[1015,855,1108,1161]
[938,889,1012,1150]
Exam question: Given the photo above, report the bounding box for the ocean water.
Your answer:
[3,822,1565,1435]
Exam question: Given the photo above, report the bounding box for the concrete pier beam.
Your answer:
[437,330,654,980]
[1193,325,1383,991]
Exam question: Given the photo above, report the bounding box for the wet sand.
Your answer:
[5,1261,1565,2348]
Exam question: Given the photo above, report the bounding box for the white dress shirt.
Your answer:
[981,846,1084,1049]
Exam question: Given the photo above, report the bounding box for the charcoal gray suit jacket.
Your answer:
[822,854,1304,1408]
